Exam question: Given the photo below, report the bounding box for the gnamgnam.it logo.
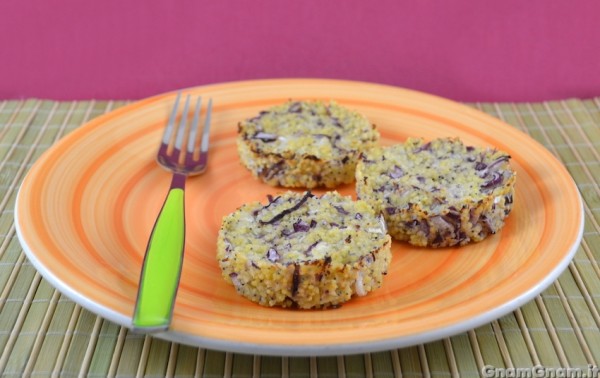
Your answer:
[481,365,600,378]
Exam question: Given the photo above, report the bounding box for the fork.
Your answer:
[132,92,213,331]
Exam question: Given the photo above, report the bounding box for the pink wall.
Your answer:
[2,1,599,102]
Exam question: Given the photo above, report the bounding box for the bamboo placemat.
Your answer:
[1,98,599,377]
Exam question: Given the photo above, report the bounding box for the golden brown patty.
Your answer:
[216,191,392,309]
[237,100,379,188]
[356,137,516,247]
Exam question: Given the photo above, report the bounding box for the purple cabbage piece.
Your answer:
[291,264,300,296]
[293,219,311,232]
[305,240,320,255]
[389,165,404,179]
[415,142,431,153]
[289,102,302,113]
[266,248,280,262]
[259,191,313,225]
[331,117,343,128]
[481,172,504,191]
[253,132,278,142]
[475,162,487,171]
[333,205,349,215]
[486,155,510,172]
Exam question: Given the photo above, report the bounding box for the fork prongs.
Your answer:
[162,92,181,147]
[161,91,212,168]
[194,98,213,164]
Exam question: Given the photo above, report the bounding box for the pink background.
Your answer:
[2,1,600,102]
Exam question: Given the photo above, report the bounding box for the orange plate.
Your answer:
[15,79,583,356]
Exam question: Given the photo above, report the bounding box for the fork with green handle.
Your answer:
[132,92,213,331]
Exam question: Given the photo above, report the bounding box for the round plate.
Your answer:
[15,79,583,356]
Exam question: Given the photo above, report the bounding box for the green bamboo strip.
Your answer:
[560,100,600,150]
[22,286,61,376]
[202,349,226,377]
[471,325,505,368]
[59,310,102,376]
[29,296,77,375]
[86,321,121,377]
[0,253,37,347]
[260,355,282,377]
[390,349,402,377]
[513,307,541,366]
[336,356,345,378]
[253,355,261,378]
[0,101,26,150]
[0,100,41,168]
[581,99,600,127]
[343,354,366,378]
[281,356,289,378]
[571,249,600,317]
[370,351,395,378]
[0,101,42,224]
[194,348,206,378]
[417,344,431,378]
[289,356,312,378]
[533,294,571,366]
[0,101,10,126]
[223,352,233,377]
[539,284,589,366]
[465,330,485,375]
[423,340,450,378]
[492,103,529,134]
[78,316,104,377]
[51,302,82,377]
[539,102,600,192]
[448,334,480,377]
[441,339,459,378]
[134,335,152,376]
[398,346,422,378]
[316,356,338,378]
[172,344,198,377]
[363,354,373,378]
[556,271,600,361]
[0,271,42,374]
[6,276,55,372]
[0,105,63,370]
[166,343,179,378]
[0,236,24,314]
[496,314,534,367]
[491,320,514,368]
[143,338,172,376]
[231,353,254,378]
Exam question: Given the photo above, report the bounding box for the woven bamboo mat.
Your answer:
[1,98,599,377]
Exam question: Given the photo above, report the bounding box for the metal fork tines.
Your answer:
[133,92,213,332]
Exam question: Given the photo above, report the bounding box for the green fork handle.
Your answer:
[133,177,185,331]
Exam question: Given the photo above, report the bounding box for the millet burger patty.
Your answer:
[237,100,379,188]
[356,137,516,248]
[216,191,392,309]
